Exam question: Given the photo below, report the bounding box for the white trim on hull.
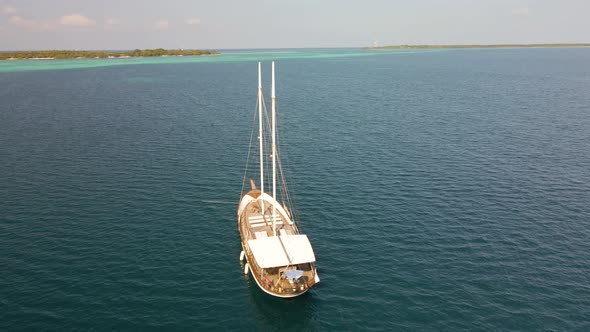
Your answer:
[253,276,310,298]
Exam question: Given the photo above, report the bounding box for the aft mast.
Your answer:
[271,62,277,236]
[258,62,265,215]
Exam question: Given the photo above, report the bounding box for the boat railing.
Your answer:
[251,265,312,295]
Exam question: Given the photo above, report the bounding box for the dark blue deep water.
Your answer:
[1,48,590,330]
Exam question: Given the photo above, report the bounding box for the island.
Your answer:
[366,43,590,50]
[0,48,219,60]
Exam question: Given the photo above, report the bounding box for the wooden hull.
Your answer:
[238,190,319,298]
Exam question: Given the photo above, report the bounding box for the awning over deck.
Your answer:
[247,235,316,269]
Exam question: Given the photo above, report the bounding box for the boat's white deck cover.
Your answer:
[247,235,316,268]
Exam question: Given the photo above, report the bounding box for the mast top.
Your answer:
[271,61,275,98]
[258,62,262,89]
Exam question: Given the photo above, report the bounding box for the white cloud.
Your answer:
[8,15,53,31]
[185,18,200,25]
[0,6,17,15]
[105,18,119,25]
[511,7,530,17]
[9,15,26,25]
[60,14,96,27]
[103,18,121,30]
[7,13,97,31]
[154,19,169,30]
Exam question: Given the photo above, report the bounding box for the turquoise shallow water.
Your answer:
[0,48,437,73]
[1,48,590,330]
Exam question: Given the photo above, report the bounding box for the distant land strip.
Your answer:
[366,43,590,50]
[0,48,219,60]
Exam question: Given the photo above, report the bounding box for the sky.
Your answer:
[0,0,588,50]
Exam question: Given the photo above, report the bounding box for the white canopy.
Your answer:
[247,235,316,269]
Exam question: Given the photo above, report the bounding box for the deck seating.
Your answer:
[248,215,266,228]
[248,214,285,229]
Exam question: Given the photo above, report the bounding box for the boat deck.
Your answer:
[239,196,317,296]
[244,204,296,240]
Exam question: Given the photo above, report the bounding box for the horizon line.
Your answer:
[2,43,590,52]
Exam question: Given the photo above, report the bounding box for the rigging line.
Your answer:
[261,96,274,201]
[275,157,297,229]
[270,106,294,222]
[277,144,301,232]
[241,94,261,196]
[201,200,236,205]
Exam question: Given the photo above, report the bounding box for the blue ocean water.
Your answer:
[1,48,590,330]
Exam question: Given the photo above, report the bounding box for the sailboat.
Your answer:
[237,62,319,298]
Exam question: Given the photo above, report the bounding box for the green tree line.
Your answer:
[0,48,219,60]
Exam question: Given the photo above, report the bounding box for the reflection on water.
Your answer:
[246,276,318,331]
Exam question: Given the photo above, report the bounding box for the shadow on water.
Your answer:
[240,261,319,331]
